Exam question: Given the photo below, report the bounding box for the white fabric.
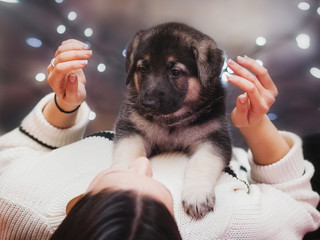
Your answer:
[0,94,319,240]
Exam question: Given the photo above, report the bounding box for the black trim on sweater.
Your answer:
[85,131,114,141]
[224,166,250,193]
[19,126,57,150]
[224,166,237,178]
[240,165,248,172]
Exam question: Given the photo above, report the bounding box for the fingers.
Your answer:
[56,49,92,64]
[47,39,92,92]
[227,74,269,115]
[47,53,91,74]
[47,60,88,97]
[47,39,90,108]
[48,48,92,73]
[227,56,278,126]
[48,50,92,76]
[228,56,278,97]
[47,39,92,71]
[227,55,279,127]
[227,58,264,94]
[55,39,90,57]
[239,56,278,97]
[227,56,276,108]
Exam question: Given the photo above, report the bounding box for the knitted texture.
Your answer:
[20,93,90,148]
[0,95,319,239]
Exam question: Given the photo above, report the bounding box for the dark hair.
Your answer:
[50,189,182,240]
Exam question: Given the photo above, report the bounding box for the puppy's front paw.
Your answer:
[182,185,215,219]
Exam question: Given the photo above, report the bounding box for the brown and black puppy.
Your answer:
[113,22,232,219]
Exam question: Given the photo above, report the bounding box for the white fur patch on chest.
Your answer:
[131,111,221,151]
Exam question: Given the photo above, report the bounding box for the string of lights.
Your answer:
[0,0,319,136]
[3,0,318,80]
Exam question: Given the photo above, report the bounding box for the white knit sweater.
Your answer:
[0,93,319,240]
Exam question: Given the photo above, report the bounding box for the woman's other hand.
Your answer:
[47,39,92,112]
[226,55,278,129]
[227,56,289,165]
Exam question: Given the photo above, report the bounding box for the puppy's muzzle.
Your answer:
[140,90,163,111]
[141,97,157,109]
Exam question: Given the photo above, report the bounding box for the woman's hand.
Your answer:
[47,39,92,112]
[227,56,289,165]
[226,55,278,129]
[43,39,92,129]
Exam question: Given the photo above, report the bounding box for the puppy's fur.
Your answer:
[113,22,232,219]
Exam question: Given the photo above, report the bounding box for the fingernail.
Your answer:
[237,56,245,62]
[69,74,76,83]
[226,74,234,81]
[239,95,247,104]
[83,44,90,49]
[81,60,88,65]
[88,50,92,55]
[228,59,235,65]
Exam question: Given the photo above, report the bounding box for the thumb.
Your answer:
[237,93,249,111]
[231,94,249,127]
[65,73,78,98]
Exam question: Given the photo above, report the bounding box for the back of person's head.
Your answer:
[50,189,182,240]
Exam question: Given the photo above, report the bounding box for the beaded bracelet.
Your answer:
[54,94,81,114]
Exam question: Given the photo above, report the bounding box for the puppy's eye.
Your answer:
[138,65,148,74]
[171,68,181,77]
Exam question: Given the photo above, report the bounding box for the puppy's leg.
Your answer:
[112,134,147,168]
[182,142,226,219]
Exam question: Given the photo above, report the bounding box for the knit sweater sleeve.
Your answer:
[18,93,90,149]
[248,131,320,209]
[249,131,306,184]
[229,131,320,238]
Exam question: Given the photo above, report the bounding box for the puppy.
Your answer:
[113,22,232,219]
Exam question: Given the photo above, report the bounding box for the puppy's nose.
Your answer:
[141,90,164,110]
[141,97,156,109]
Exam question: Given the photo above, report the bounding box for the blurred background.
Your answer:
[0,0,319,148]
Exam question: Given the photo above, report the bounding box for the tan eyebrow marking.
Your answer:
[137,59,144,67]
[167,56,188,72]
[174,63,187,72]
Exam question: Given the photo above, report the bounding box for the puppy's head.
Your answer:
[125,23,224,124]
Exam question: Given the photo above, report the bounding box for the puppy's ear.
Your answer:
[125,31,143,85]
[193,39,224,87]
